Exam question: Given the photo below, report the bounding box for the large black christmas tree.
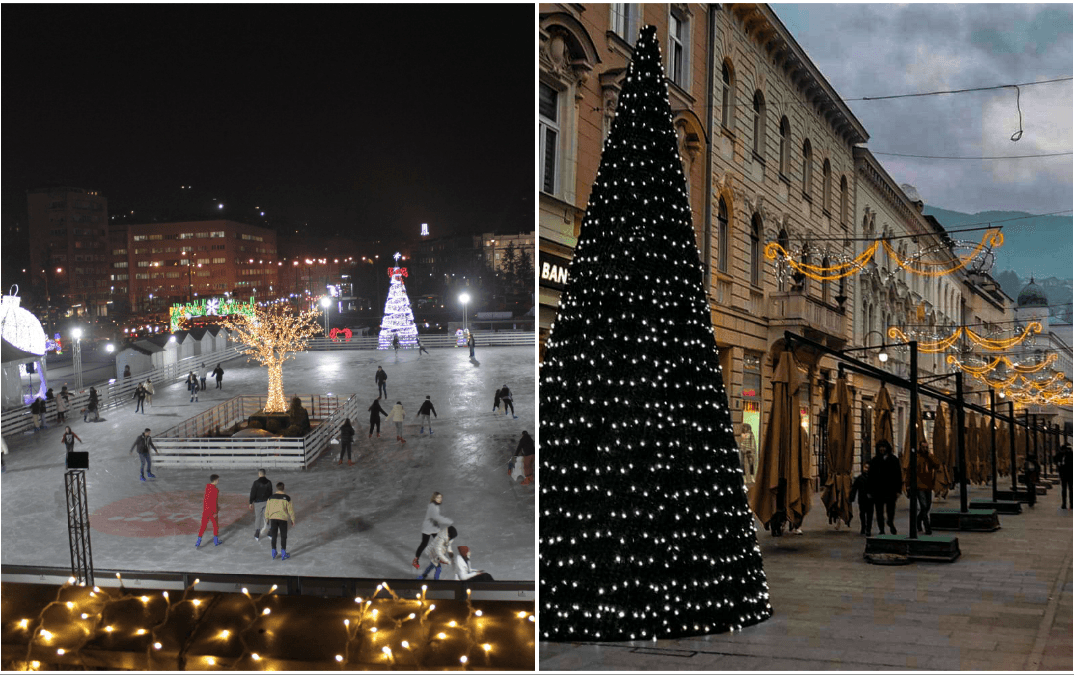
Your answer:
[539,26,772,642]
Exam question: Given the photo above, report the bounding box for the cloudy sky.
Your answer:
[772,3,1072,217]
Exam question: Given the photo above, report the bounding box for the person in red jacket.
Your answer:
[195,474,221,548]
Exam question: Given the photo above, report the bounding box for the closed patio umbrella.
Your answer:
[900,396,927,492]
[821,374,853,526]
[749,349,811,534]
[932,402,952,498]
[874,384,894,453]
[964,410,978,485]
[997,421,1010,477]
[978,413,992,485]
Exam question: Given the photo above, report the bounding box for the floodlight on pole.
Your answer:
[459,293,471,333]
[71,328,83,390]
[320,296,331,335]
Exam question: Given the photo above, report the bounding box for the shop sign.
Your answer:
[540,253,571,291]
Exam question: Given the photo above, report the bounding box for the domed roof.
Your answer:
[1017,277,1049,308]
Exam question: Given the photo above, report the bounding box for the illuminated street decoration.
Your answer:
[377,253,418,349]
[170,298,257,331]
[946,352,1057,376]
[329,327,352,342]
[420,222,429,236]
[0,292,47,356]
[888,321,1041,353]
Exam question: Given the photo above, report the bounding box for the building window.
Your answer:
[539,82,560,196]
[840,175,849,226]
[821,256,831,304]
[779,117,790,176]
[721,61,734,130]
[113,262,128,269]
[611,4,639,42]
[750,214,763,288]
[752,91,766,159]
[717,197,730,274]
[822,159,832,214]
[668,10,688,89]
[210,231,225,238]
[802,139,813,199]
[776,229,789,291]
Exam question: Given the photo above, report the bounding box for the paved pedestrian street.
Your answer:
[540,485,1072,671]
[1,346,535,582]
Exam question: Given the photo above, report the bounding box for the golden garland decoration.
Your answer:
[880,229,1003,277]
[888,326,962,353]
[764,241,880,281]
[945,351,1058,376]
[964,321,1042,351]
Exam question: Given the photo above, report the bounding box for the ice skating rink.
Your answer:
[0,345,535,581]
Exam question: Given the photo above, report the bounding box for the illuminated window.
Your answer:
[539,82,560,196]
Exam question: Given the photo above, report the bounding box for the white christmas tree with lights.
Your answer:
[539,25,771,642]
[378,253,419,349]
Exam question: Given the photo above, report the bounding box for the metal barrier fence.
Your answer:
[1,346,247,439]
[152,394,359,470]
[303,331,534,350]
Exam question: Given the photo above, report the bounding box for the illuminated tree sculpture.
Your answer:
[539,25,771,642]
[224,302,322,413]
[378,253,419,349]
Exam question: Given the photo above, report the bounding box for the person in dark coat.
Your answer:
[129,428,159,481]
[849,463,873,535]
[867,439,902,535]
[499,385,516,419]
[123,364,132,379]
[212,364,224,389]
[368,397,388,438]
[375,366,388,398]
[133,383,147,414]
[30,398,46,432]
[338,418,356,465]
[516,430,535,486]
[249,469,273,540]
[1022,452,1041,508]
[85,387,100,422]
[467,332,475,358]
[417,396,437,435]
[1057,443,1072,510]
[46,387,54,401]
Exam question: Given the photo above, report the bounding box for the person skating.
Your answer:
[454,546,494,581]
[413,492,452,569]
[467,332,475,358]
[143,378,154,406]
[516,431,535,486]
[418,525,458,581]
[392,332,400,353]
[46,387,54,402]
[1058,443,1073,510]
[849,463,873,535]
[61,426,83,455]
[375,366,388,398]
[387,401,407,444]
[338,418,356,465]
[368,397,388,438]
[190,377,200,403]
[30,398,46,432]
[913,438,938,535]
[84,387,100,422]
[194,474,221,548]
[212,364,224,389]
[492,387,501,412]
[264,481,296,560]
[56,386,70,424]
[249,469,273,541]
[868,440,902,534]
[133,383,148,414]
[129,428,159,481]
[200,365,208,392]
[417,337,429,356]
[187,371,198,394]
[417,396,437,435]
[499,385,517,419]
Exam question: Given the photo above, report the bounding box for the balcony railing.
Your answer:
[768,291,847,342]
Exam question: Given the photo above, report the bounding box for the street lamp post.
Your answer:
[320,296,331,336]
[459,293,471,333]
[72,327,83,390]
[863,330,889,364]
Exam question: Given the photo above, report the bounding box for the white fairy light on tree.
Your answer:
[378,253,419,349]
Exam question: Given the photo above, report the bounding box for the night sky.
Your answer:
[3,4,533,240]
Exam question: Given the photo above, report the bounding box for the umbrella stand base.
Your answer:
[864,534,960,564]
[929,508,1001,532]
[969,499,1022,515]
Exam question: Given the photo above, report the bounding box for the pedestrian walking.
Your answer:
[516,431,535,485]
[467,332,475,358]
[133,383,147,414]
[129,428,159,481]
[194,474,221,549]
[190,377,200,403]
[61,426,83,454]
[368,397,388,438]
[413,492,452,569]
[849,463,874,535]
[1022,452,1041,508]
[143,378,154,406]
[187,371,197,394]
[392,332,400,353]
[454,546,494,581]
[84,387,100,422]
[913,438,938,535]
[200,364,208,391]
[212,364,224,389]
[499,385,517,419]
[375,366,387,398]
[57,386,70,424]
[417,337,429,356]
[264,481,296,560]
[739,424,757,483]
[249,469,273,541]
[387,401,407,444]
[338,418,356,465]
[30,398,45,432]
[123,364,132,379]
[417,396,437,435]
[1058,443,1072,510]
[418,525,458,581]
[867,439,902,534]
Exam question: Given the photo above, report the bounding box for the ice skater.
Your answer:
[30,398,45,432]
[133,383,147,414]
[387,400,407,444]
[368,397,388,438]
[455,546,494,581]
[515,431,535,486]
[265,481,296,560]
[200,365,208,391]
[61,426,83,454]
[417,337,429,356]
[417,396,437,435]
[56,387,69,424]
[413,492,452,569]
[187,371,198,394]
[499,384,517,419]
[212,363,224,389]
[190,377,200,403]
[249,468,272,541]
[492,387,501,412]
[375,366,388,398]
[418,525,458,581]
[84,387,99,422]
[392,332,400,354]
[143,378,154,406]
[338,418,356,465]
[194,474,221,549]
[129,428,159,481]
[467,331,475,358]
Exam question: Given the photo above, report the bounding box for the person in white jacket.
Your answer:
[386,401,407,445]
[418,525,458,581]
[143,378,155,407]
[412,492,452,569]
[454,546,494,581]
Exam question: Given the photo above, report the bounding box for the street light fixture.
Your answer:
[863,330,889,363]
[459,293,471,333]
[71,327,84,390]
[320,296,331,335]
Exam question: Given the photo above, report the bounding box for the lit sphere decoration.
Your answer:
[539,25,771,642]
[0,293,47,355]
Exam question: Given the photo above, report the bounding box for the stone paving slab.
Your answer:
[540,483,1072,670]
[2,346,535,582]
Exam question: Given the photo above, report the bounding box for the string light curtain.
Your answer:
[538,25,771,642]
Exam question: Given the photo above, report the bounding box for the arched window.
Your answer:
[840,175,849,225]
[822,159,832,214]
[778,116,790,176]
[821,255,831,304]
[721,61,734,130]
[750,214,763,287]
[752,90,766,158]
[777,228,789,291]
[802,139,813,199]
[717,197,730,274]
